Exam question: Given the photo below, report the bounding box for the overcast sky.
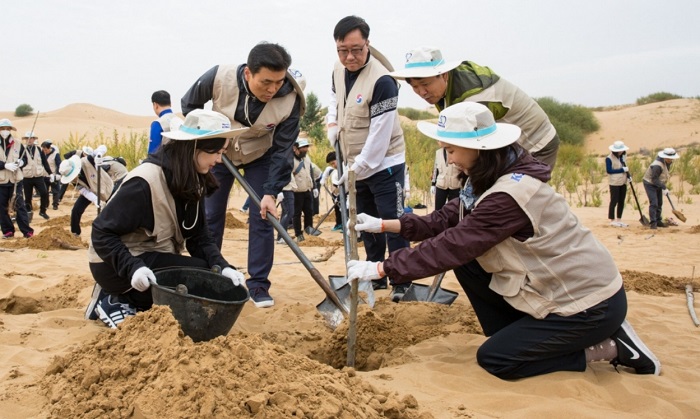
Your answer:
[3,0,699,116]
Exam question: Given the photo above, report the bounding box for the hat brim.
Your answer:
[389,60,462,80]
[162,127,249,141]
[60,156,82,184]
[658,152,680,159]
[417,120,521,150]
[609,145,629,152]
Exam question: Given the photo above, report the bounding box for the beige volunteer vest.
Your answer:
[212,65,305,165]
[88,163,183,263]
[607,153,627,186]
[466,78,556,153]
[78,157,114,203]
[292,156,316,192]
[46,149,59,174]
[333,48,405,166]
[0,138,24,184]
[434,149,462,190]
[21,145,47,178]
[643,160,669,185]
[474,173,622,319]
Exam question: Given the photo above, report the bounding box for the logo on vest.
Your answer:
[510,173,524,182]
[265,124,276,131]
[355,94,363,104]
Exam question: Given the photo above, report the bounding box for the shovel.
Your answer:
[626,174,650,226]
[221,156,349,328]
[666,193,687,223]
[400,272,459,305]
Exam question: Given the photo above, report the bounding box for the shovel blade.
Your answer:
[640,215,650,226]
[672,210,687,223]
[316,281,352,329]
[400,283,459,305]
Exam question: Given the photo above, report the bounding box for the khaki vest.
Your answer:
[333,51,405,166]
[464,78,556,153]
[643,160,669,186]
[77,157,114,202]
[22,145,47,178]
[46,149,59,174]
[212,64,304,165]
[292,156,315,192]
[102,158,128,182]
[607,153,626,186]
[474,173,622,319]
[0,137,24,184]
[88,163,184,263]
[434,149,462,190]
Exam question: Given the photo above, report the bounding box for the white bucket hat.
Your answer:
[658,148,679,159]
[417,102,521,150]
[22,131,37,139]
[0,119,17,131]
[59,155,82,184]
[295,137,310,148]
[609,140,629,152]
[163,109,247,141]
[389,47,461,80]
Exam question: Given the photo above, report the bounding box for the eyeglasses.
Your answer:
[337,42,367,58]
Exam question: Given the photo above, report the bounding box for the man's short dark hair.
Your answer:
[247,42,292,74]
[325,151,336,163]
[41,141,52,149]
[333,15,370,41]
[151,90,171,106]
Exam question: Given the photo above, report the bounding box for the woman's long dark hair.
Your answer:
[461,143,527,195]
[159,138,226,202]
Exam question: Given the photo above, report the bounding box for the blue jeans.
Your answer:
[206,157,274,291]
[355,163,409,284]
[455,260,626,379]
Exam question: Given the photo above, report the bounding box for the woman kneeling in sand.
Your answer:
[85,110,247,329]
[347,102,660,379]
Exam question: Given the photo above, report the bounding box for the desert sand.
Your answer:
[1,100,700,418]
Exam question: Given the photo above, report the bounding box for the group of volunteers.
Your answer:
[3,14,669,381]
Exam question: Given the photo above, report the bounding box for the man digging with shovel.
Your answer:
[642,148,681,229]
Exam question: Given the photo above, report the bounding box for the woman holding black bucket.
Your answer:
[346,102,660,379]
[86,110,248,329]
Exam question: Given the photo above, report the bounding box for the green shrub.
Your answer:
[636,92,683,105]
[536,97,599,146]
[398,107,436,121]
[15,103,34,117]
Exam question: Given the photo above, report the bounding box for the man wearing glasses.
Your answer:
[327,15,410,301]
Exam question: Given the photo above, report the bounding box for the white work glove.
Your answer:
[131,266,155,292]
[662,189,670,197]
[56,174,61,181]
[222,267,245,287]
[94,145,107,158]
[94,156,104,166]
[430,186,436,195]
[327,124,338,147]
[313,189,319,198]
[347,260,382,282]
[4,162,18,172]
[80,188,99,205]
[49,174,56,183]
[352,213,383,233]
[622,167,629,173]
[337,171,348,189]
[16,159,25,168]
[276,192,284,203]
[627,177,632,184]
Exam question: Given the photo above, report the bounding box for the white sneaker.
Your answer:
[610,221,622,227]
[616,221,629,227]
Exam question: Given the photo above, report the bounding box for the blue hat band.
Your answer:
[437,124,497,139]
[179,125,225,136]
[405,59,445,69]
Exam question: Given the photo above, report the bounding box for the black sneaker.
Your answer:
[390,284,410,303]
[305,226,321,236]
[249,287,274,308]
[657,221,668,228]
[52,204,59,210]
[610,320,661,375]
[371,279,387,290]
[84,284,106,320]
[39,212,50,220]
[296,234,305,243]
[95,295,137,329]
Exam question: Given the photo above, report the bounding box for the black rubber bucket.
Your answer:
[151,267,249,342]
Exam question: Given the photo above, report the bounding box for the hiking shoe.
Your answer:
[296,234,305,243]
[656,221,668,228]
[39,212,49,220]
[371,279,387,290]
[332,225,343,232]
[2,231,14,239]
[249,287,274,308]
[95,295,137,329]
[390,284,410,303]
[305,226,321,236]
[84,284,106,320]
[24,231,34,238]
[52,204,59,210]
[610,320,661,375]
[276,237,287,245]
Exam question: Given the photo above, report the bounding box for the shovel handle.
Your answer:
[427,272,447,300]
[221,156,348,316]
